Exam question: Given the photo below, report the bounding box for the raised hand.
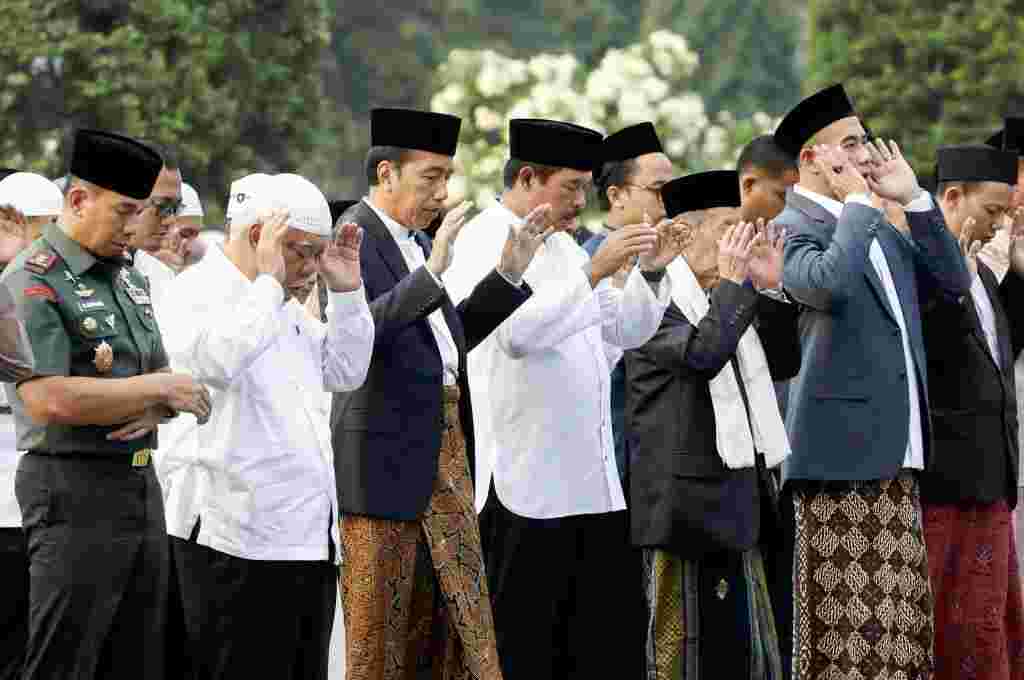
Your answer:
[639,212,689,272]
[320,222,364,292]
[717,221,758,285]
[865,139,923,206]
[747,219,787,290]
[813,144,870,201]
[588,222,658,287]
[960,216,982,279]
[255,208,291,285]
[498,203,555,283]
[1007,207,1024,277]
[426,201,473,276]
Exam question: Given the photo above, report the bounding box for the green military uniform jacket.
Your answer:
[0,223,168,454]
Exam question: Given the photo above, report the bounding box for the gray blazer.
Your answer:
[779,190,969,485]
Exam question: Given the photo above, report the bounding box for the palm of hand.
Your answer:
[748,248,782,289]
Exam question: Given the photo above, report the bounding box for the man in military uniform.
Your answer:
[1,129,212,680]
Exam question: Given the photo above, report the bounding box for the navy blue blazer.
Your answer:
[331,200,532,520]
[779,190,969,485]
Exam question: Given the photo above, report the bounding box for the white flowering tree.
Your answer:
[430,30,777,217]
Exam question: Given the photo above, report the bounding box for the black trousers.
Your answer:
[171,537,336,680]
[15,453,169,680]
[0,528,27,680]
[479,488,645,680]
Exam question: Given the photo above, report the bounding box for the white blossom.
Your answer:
[474,106,503,132]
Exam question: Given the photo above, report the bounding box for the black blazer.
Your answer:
[625,281,801,559]
[331,200,531,520]
[920,262,1024,508]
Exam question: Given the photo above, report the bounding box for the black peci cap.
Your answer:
[371,108,462,157]
[509,118,604,172]
[661,170,741,219]
[69,129,163,200]
[986,117,1024,155]
[773,84,857,159]
[936,145,1018,186]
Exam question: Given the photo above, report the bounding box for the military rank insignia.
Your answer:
[24,251,58,275]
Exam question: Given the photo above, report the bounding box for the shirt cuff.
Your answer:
[496,267,524,287]
[902,190,934,213]
[254,274,285,307]
[326,285,369,319]
[846,193,876,209]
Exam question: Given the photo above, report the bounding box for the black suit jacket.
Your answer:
[920,262,1024,507]
[331,200,532,520]
[625,281,801,558]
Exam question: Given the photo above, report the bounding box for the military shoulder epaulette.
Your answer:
[24,250,58,275]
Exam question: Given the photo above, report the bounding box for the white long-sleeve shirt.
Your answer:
[446,202,670,518]
[155,245,373,561]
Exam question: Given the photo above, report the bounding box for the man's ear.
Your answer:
[519,166,535,190]
[798,146,817,175]
[741,174,757,198]
[607,184,622,208]
[942,185,963,211]
[248,222,262,249]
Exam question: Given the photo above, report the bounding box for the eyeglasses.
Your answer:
[147,197,184,218]
[624,182,667,201]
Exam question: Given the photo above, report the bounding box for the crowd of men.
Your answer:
[0,81,1020,680]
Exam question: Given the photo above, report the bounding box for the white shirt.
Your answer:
[970,273,1002,367]
[133,249,176,291]
[446,202,671,518]
[155,245,373,562]
[0,391,19,528]
[793,185,929,470]
[363,198,460,386]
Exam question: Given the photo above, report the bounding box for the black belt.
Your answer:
[26,448,153,467]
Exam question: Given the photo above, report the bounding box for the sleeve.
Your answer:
[4,270,69,383]
[0,280,34,383]
[320,285,374,392]
[493,263,604,359]
[781,201,880,312]
[755,292,802,381]
[904,203,971,305]
[366,265,446,347]
[157,272,286,390]
[598,265,672,351]
[641,281,760,380]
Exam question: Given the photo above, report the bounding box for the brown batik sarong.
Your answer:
[340,386,502,680]
[792,472,934,680]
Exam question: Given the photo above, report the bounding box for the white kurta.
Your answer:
[446,202,671,519]
[155,245,373,562]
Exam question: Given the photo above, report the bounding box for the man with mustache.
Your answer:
[922,145,1024,680]
[155,182,204,274]
[444,118,680,680]
[776,84,969,680]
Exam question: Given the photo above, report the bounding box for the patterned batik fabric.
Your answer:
[923,500,1024,680]
[340,387,503,680]
[642,547,782,680]
[792,473,935,680]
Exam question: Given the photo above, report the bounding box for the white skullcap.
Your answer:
[0,172,64,217]
[180,182,204,217]
[225,173,273,223]
[267,173,332,237]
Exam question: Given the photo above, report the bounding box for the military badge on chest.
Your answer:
[93,341,114,373]
[118,268,151,305]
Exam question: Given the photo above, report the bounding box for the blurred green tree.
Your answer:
[806,0,1024,176]
[0,0,334,224]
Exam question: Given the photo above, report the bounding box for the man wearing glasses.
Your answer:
[129,144,183,294]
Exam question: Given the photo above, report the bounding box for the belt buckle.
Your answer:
[131,449,152,468]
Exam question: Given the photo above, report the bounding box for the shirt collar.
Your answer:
[362,196,415,244]
[793,184,844,219]
[42,223,98,276]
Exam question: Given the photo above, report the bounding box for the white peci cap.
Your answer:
[0,172,64,217]
[267,173,332,237]
[180,182,204,217]
[225,172,273,222]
